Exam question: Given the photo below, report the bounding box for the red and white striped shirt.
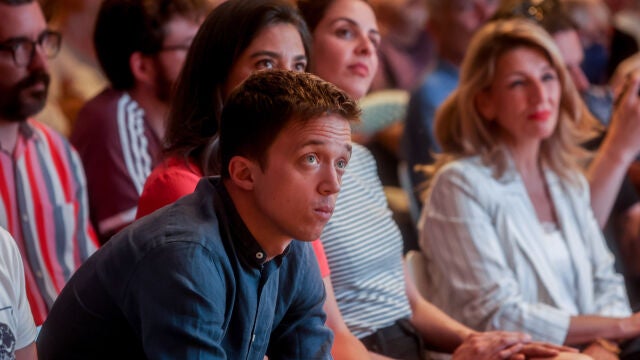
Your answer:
[0,120,98,325]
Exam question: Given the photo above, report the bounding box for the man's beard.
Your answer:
[0,71,50,122]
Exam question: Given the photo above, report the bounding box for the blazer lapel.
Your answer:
[497,161,571,309]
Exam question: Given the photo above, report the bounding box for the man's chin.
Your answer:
[294,228,325,243]
[1,102,46,122]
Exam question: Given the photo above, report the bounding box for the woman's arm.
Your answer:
[588,70,640,226]
[403,260,473,353]
[322,277,393,360]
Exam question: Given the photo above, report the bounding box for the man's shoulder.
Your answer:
[71,88,133,143]
[125,179,225,252]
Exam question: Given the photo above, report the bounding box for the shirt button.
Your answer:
[22,214,28,222]
[35,271,42,278]
[255,252,264,260]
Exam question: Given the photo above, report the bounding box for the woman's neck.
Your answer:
[505,139,541,176]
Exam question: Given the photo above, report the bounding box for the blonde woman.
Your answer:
[420,18,640,359]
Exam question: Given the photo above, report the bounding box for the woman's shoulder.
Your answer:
[426,155,501,203]
[434,156,492,181]
[149,157,202,183]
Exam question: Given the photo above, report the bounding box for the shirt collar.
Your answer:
[0,120,36,157]
[18,121,34,139]
[210,178,288,268]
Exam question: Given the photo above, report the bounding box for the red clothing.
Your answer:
[136,157,202,219]
[311,240,331,278]
[71,88,162,243]
[0,120,98,325]
[137,156,331,277]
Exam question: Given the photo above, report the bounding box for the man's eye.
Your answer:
[336,159,347,169]
[305,154,318,164]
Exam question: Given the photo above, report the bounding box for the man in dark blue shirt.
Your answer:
[36,70,360,359]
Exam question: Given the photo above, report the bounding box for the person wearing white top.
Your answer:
[0,227,37,359]
[420,18,640,360]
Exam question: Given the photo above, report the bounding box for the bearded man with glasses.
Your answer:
[0,0,98,329]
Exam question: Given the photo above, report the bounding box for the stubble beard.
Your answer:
[0,71,50,122]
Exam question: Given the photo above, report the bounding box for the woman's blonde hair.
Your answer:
[424,18,600,190]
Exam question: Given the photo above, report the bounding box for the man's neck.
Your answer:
[127,87,169,141]
[223,180,292,261]
[0,120,22,154]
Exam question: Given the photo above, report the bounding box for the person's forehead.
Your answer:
[275,115,350,146]
[0,2,47,40]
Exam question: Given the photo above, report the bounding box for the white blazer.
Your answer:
[419,155,631,344]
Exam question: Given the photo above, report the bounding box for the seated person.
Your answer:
[0,0,98,326]
[420,18,640,359]
[135,0,332,293]
[71,0,207,243]
[136,0,310,219]
[36,70,355,359]
[0,227,37,360]
[402,0,499,209]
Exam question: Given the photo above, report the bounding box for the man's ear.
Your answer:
[129,51,156,86]
[228,156,257,191]
[475,89,496,121]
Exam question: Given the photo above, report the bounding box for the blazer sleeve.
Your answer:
[420,164,571,344]
[574,176,631,317]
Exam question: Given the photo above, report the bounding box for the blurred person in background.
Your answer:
[70,0,209,243]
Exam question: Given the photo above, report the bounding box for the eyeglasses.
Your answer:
[0,30,62,67]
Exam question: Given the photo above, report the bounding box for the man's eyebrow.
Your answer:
[301,140,352,154]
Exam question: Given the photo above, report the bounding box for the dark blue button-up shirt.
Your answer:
[38,177,333,359]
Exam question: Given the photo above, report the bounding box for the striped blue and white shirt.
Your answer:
[321,143,411,338]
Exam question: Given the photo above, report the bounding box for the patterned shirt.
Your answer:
[0,227,37,354]
[0,120,97,325]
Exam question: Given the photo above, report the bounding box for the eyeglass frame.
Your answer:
[0,30,62,67]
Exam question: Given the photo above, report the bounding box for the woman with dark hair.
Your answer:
[136,0,310,218]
